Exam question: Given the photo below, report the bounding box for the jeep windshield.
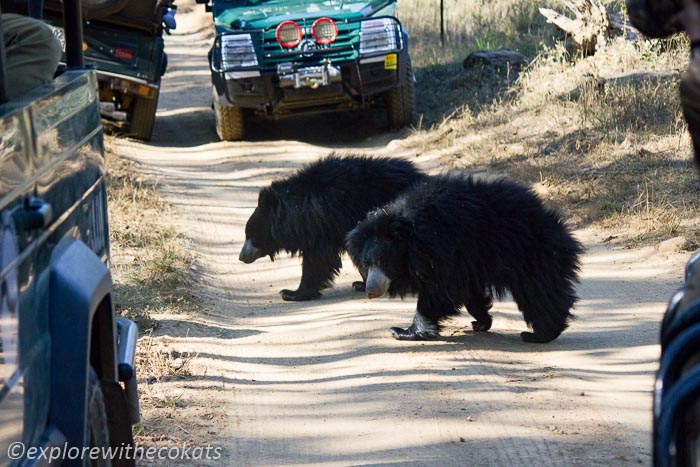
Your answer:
[213,0,393,28]
[214,0,394,19]
[223,0,368,6]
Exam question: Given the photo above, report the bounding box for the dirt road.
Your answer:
[112,2,690,465]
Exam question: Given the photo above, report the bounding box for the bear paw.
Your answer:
[352,281,366,292]
[390,326,439,341]
[471,319,492,332]
[280,289,322,301]
[520,331,559,343]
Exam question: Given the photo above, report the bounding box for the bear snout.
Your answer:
[366,266,391,299]
[239,239,264,264]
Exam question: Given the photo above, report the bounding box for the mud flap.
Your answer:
[48,238,115,464]
[101,381,136,467]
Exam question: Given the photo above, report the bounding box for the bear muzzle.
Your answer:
[239,239,265,263]
[366,266,391,299]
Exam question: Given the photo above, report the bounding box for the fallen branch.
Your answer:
[539,0,627,55]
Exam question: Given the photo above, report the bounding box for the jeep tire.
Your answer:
[213,87,244,141]
[385,58,415,130]
[87,367,111,467]
[130,88,160,141]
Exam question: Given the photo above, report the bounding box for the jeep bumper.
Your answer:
[212,48,411,118]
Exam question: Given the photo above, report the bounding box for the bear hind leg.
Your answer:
[512,284,574,343]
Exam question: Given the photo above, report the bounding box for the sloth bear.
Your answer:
[239,154,426,301]
[346,172,584,343]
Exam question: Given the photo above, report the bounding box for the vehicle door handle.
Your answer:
[21,198,53,231]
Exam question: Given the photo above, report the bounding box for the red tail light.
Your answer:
[114,47,134,60]
[276,21,302,48]
[312,18,337,45]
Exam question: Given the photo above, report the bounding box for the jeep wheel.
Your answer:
[130,88,160,141]
[87,367,111,467]
[213,88,244,141]
[385,58,415,130]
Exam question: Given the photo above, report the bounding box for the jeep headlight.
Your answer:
[359,18,402,56]
[220,33,258,69]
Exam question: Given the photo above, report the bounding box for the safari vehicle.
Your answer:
[43,0,177,140]
[0,1,139,465]
[200,0,415,141]
[654,252,700,467]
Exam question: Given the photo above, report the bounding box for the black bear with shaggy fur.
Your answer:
[346,172,584,343]
[239,154,426,301]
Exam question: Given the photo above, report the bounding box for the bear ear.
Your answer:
[388,217,415,240]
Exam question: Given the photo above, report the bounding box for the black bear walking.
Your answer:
[346,172,584,343]
[239,154,426,301]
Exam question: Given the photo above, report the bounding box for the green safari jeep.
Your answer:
[198,0,415,140]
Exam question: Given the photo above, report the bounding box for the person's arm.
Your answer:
[680,0,700,172]
[683,0,700,53]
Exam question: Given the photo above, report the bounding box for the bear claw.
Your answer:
[280,289,322,301]
[471,320,492,332]
[390,326,439,341]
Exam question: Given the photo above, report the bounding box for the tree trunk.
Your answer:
[539,0,627,56]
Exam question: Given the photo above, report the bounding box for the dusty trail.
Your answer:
[112,2,690,465]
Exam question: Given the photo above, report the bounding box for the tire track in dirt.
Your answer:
[110,1,689,465]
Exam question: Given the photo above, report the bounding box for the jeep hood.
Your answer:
[214,0,396,30]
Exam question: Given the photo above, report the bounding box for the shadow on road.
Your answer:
[149,103,405,150]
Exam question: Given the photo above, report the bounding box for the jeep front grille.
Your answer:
[260,20,359,71]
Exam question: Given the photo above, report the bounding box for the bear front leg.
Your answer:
[352,265,368,292]
[390,313,440,340]
[390,292,458,340]
[280,249,342,301]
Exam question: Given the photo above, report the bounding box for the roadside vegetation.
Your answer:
[105,143,200,444]
[107,145,199,330]
[401,0,699,247]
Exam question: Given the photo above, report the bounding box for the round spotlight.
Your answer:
[312,17,338,45]
[276,21,302,48]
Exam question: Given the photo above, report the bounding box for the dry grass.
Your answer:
[131,332,218,445]
[135,335,196,413]
[400,0,562,124]
[106,142,205,444]
[106,144,200,330]
[136,336,196,381]
[400,0,700,248]
[401,0,561,65]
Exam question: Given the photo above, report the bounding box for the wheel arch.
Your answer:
[47,238,117,453]
[397,29,412,86]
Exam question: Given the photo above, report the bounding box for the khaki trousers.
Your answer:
[2,13,61,99]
